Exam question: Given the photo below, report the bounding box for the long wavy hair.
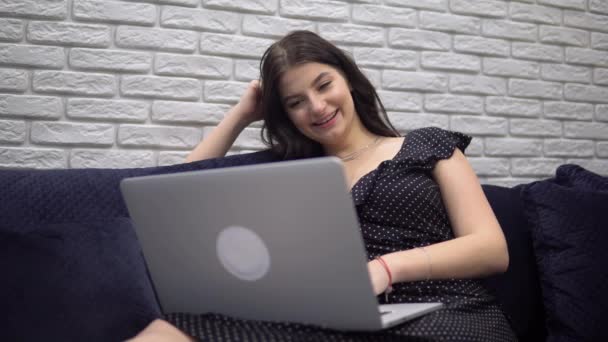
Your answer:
[259,30,399,160]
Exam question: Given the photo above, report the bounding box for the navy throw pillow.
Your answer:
[523,165,608,342]
[0,218,160,342]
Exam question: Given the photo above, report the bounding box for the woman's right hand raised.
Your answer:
[233,80,264,126]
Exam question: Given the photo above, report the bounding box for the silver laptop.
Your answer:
[120,157,443,331]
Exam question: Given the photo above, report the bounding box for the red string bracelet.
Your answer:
[375,256,393,302]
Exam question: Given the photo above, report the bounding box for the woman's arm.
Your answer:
[185,80,263,163]
[369,148,508,293]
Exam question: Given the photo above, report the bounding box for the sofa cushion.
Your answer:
[523,165,608,342]
[0,150,280,342]
[481,185,545,341]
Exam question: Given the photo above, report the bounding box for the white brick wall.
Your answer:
[0,0,607,185]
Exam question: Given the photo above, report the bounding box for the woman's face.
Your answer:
[278,62,357,145]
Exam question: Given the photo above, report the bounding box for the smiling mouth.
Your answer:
[313,110,338,126]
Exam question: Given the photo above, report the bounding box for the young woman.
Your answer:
[132,30,516,341]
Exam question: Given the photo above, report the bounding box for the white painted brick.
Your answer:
[235,59,260,81]
[70,149,155,168]
[31,122,114,146]
[465,137,483,156]
[0,120,25,143]
[388,28,451,51]
[161,6,238,33]
[449,0,507,18]
[590,0,608,14]
[0,68,27,92]
[352,5,416,27]
[200,33,274,58]
[67,98,149,122]
[450,116,507,135]
[545,139,594,157]
[361,68,381,89]
[538,0,585,10]
[565,84,608,103]
[566,47,608,67]
[0,44,64,69]
[509,79,562,100]
[27,21,110,47]
[468,157,510,176]
[597,142,608,157]
[564,10,608,33]
[74,0,156,26]
[382,71,447,92]
[204,0,277,14]
[482,20,536,41]
[424,94,483,114]
[485,138,542,156]
[387,112,449,132]
[541,64,591,83]
[119,124,201,148]
[376,91,422,112]
[509,3,561,25]
[158,151,189,166]
[0,94,62,119]
[512,42,563,63]
[596,69,608,85]
[121,75,200,100]
[70,48,152,73]
[0,147,66,169]
[592,32,608,50]
[204,81,249,103]
[383,0,447,12]
[122,0,198,6]
[511,158,565,176]
[485,96,542,117]
[116,26,197,53]
[449,75,506,95]
[228,126,265,150]
[242,15,315,38]
[152,100,230,124]
[0,0,67,19]
[453,36,509,57]
[564,121,608,139]
[565,159,608,176]
[155,53,231,79]
[599,105,608,121]
[354,48,417,70]
[33,71,115,97]
[421,52,480,72]
[483,58,539,79]
[280,0,348,21]
[419,11,480,35]
[510,119,562,137]
[318,24,384,46]
[0,19,23,42]
[540,26,588,47]
[544,101,594,120]
[482,177,540,187]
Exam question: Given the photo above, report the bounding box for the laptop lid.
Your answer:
[120,157,385,330]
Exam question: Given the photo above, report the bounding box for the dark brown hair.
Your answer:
[259,30,399,160]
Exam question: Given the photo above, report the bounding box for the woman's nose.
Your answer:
[309,94,326,114]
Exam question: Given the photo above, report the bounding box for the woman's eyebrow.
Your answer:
[283,72,331,103]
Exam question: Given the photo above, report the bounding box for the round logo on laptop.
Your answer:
[216,226,271,281]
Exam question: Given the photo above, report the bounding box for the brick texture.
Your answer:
[0,0,605,180]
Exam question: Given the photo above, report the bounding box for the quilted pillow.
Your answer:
[523,165,608,341]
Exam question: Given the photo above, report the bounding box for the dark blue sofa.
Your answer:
[1,150,606,341]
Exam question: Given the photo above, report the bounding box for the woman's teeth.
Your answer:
[314,111,337,126]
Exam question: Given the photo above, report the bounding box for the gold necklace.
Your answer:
[339,136,382,162]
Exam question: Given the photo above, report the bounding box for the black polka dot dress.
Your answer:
[166,127,517,341]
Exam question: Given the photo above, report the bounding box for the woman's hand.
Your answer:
[233,80,264,125]
[367,259,391,296]
[127,319,195,342]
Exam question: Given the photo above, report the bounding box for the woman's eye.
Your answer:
[287,100,301,108]
[319,81,331,90]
